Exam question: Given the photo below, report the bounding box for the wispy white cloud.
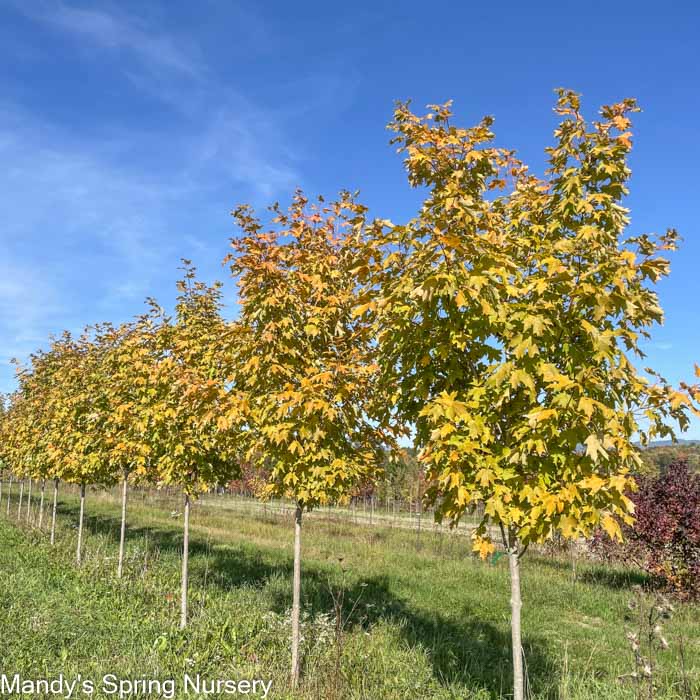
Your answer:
[0,262,60,348]
[0,100,300,394]
[0,258,70,391]
[193,107,299,199]
[9,1,302,200]
[0,2,325,394]
[0,102,185,261]
[16,1,203,78]
[0,104,184,389]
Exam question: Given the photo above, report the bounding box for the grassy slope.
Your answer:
[0,490,698,699]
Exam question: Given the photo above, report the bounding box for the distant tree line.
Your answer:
[640,443,700,474]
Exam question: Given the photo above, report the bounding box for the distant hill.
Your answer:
[643,439,700,447]
[638,440,700,474]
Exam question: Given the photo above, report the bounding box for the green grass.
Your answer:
[0,488,698,699]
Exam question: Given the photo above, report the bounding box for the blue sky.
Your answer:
[1,1,698,437]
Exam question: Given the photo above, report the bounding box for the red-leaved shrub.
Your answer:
[591,460,700,599]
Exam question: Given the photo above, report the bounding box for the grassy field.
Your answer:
[0,488,698,699]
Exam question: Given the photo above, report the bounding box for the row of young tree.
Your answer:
[1,90,699,699]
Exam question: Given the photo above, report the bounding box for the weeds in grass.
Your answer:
[323,557,370,699]
[619,588,676,700]
[0,491,698,699]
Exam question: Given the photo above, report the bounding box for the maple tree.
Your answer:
[0,397,4,507]
[3,352,58,530]
[145,264,243,629]
[360,92,695,700]
[95,314,161,578]
[43,330,121,564]
[0,398,18,520]
[227,192,398,684]
[18,356,50,531]
[0,393,11,516]
[36,345,70,545]
[1,392,28,523]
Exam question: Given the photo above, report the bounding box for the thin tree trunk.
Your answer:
[76,483,86,566]
[38,479,46,530]
[26,479,33,525]
[508,532,525,700]
[50,479,59,545]
[6,475,12,517]
[416,485,422,550]
[291,503,303,686]
[0,475,3,510]
[17,480,24,520]
[117,470,128,578]
[180,493,191,630]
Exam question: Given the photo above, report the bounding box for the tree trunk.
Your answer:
[508,533,525,700]
[291,503,303,686]
[38,480,46,530]
[17,480,24,520]
[6,475,12,517]
[0,475,3,510]
[180,493,190,630]
[117,470,129,579]
[416,486,422,550]
[50,479,59,545]
[26,479,33,525]
[76,483,86,566]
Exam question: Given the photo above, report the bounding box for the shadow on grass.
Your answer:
[57,500,557,699]
[293,574,555,699]
[528,553,650,590]
[578,566,650,590]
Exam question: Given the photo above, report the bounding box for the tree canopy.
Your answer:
[360,90,694,557]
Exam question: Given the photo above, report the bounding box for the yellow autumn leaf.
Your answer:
[584,434,606,463]
[581,474,605,494]
[602,515,622,541]
[472,536,495,560]
[559,515,578,538]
